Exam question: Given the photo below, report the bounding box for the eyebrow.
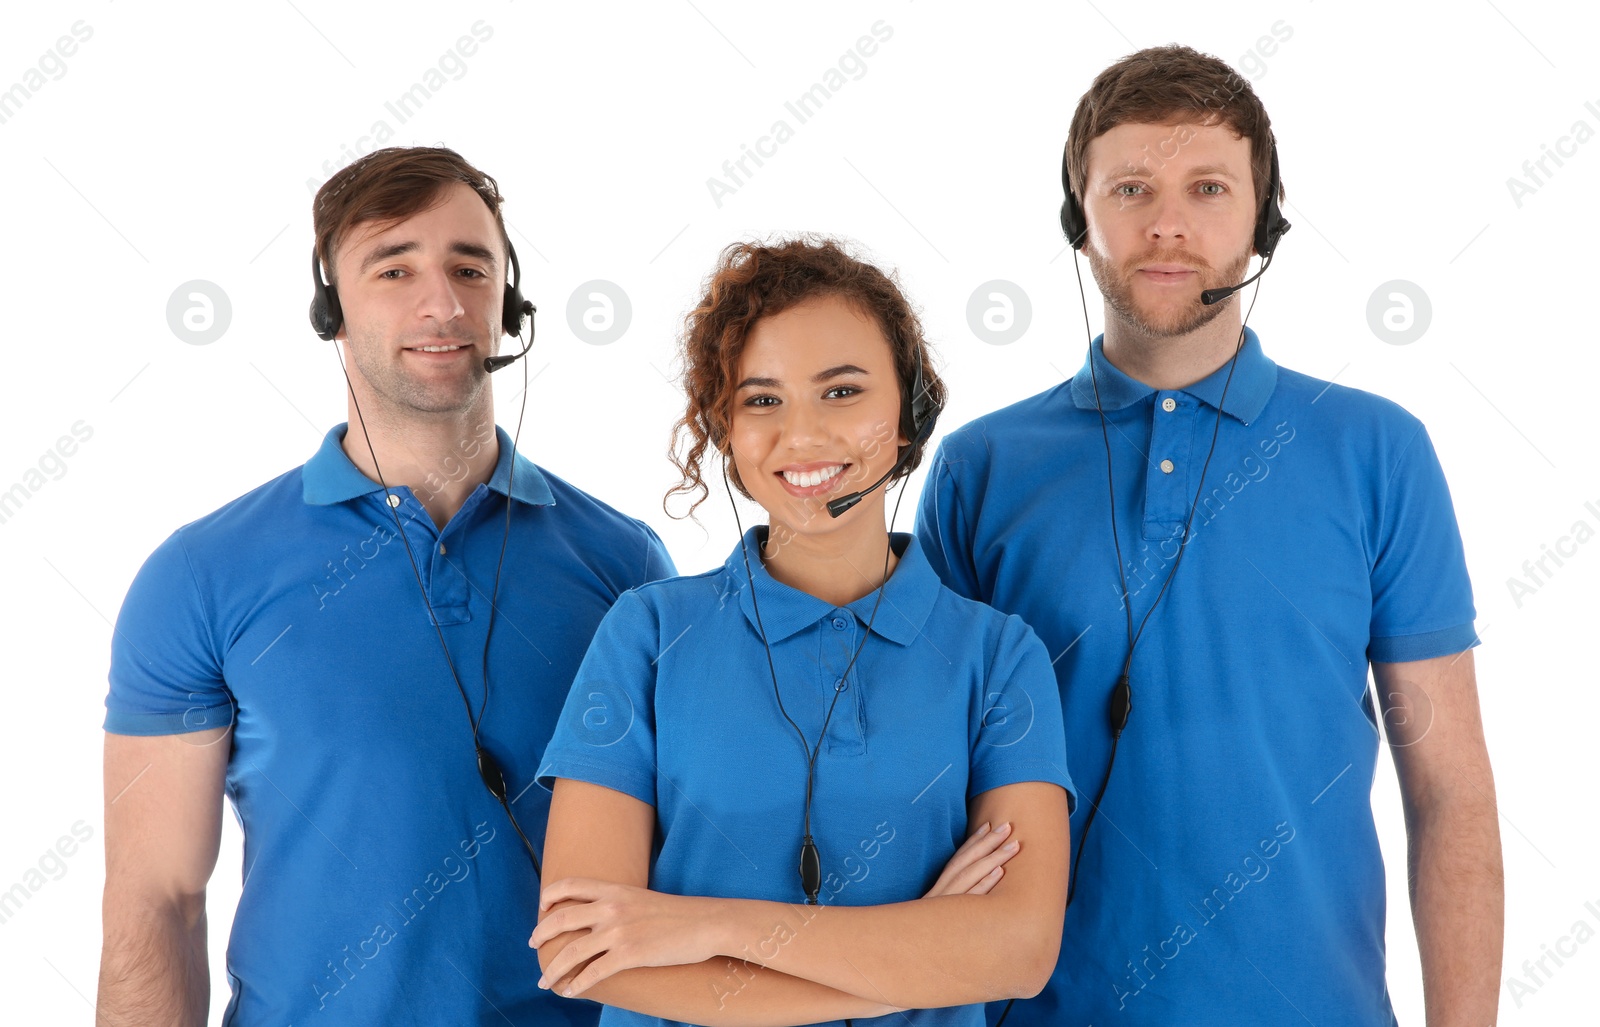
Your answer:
[358,240,500,275]
[1103,162,1240,182]
[735,363,871,391]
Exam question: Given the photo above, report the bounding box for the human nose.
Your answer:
[1145,189,1190,245]
[780,399,830,450]
[414,268,466,325]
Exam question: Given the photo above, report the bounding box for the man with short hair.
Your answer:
[98,146,674,1026]
[918,46,1502,1024]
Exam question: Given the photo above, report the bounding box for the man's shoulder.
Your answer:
[531,463,661,544]
[1271,364,1424,435]
[935,382,1077,462]
[163,463,309,553]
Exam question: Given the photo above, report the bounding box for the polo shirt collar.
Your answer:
[302,423,554,507]
[727,527,939,647]
[1069,327,1277,425]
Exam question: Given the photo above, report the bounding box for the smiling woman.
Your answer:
[532,237,1077,1027]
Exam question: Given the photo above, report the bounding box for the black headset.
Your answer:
[313,231,544,877]
[723,335,940,910]
[1058,136,1290,261]
[309,241,531,342]
[822,343,941,518]
[987,131,1292,1027]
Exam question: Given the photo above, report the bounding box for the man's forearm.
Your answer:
[1408,788,1503,1026]
[97,897,209,1027]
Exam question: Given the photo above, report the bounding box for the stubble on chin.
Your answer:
[346,330,490,417]
[1085,248,1251,339]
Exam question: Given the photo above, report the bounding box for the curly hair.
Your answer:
[666,236,946,518]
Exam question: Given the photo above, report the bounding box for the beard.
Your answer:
[345,325,491,416]
[1085,244,1252,338]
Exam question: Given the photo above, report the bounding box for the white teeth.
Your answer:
[415,345,461,353]
[781,464,844,488]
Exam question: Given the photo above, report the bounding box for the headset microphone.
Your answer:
[1199,247,1280,305]
[825,417,934,518]
[484,300,536,373]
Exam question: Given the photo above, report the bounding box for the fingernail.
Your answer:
[996,822,1012,835]
[977,822,991,835]
[537,975,547,989]
[1002,840,1018,851]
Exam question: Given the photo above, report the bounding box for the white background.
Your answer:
[1,1,1596,1022]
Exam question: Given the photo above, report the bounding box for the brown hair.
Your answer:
[667,236,947,517]
[1065,45,1283,214]
[312,146,510,282]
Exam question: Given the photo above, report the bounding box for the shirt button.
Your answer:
[1161,397,1177,412]
[386,494,402,508]
[832,617,848,630]
[439,544,447,555]
[834,678,847,691]
[1160,459,1174,474]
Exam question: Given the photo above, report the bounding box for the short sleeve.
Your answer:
[916,438,983,602]
[536,590,661,807]
[1368,423,1478,663]
[104,530,236,736]
[969,616,1076,812]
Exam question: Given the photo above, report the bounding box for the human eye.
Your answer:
[456,267,488,279]
[1197,181,1226,196]
[1114,182,1146,197]
[742,393,779,408]
[823,384,862,400]
[378,267,406,280]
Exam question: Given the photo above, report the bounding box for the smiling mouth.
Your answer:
[407,344,466,353]
[780,464,846,488]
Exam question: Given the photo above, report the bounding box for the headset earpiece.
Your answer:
[902,344,941,449]
[1060,148,1089,251]
[309,248,343,341]
[1253,141,1291,259]
[502,243,530,337]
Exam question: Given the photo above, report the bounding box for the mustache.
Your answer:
[1123,249,1216,273]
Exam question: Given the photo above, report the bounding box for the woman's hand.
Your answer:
[530,878,726,998]
[923,821,1018,898]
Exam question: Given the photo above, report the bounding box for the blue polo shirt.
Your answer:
[537,529,1076,1027]
[916,330,1477,1026]
[105,424,674,1027]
